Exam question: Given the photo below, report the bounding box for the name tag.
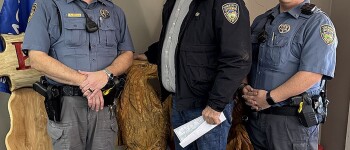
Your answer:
[67,13,82,18]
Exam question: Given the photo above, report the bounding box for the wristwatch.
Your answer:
[266,91,277,105]
[103,68,114,80]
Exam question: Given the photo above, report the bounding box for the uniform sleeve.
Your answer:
[207,0,252,112]
[115,8,134,52]
[22,0,52,53]
[299,14,337,79]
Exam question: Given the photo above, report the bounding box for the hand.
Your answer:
[87,90,104,111]
[202,106,221,125]
[133,53,148,61]
[243,89,271,111]
[79,70,108,98]
[242,85,259,109]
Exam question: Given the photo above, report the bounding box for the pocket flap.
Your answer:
[64,20,85,30]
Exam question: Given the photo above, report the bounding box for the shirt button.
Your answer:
[92,59,96,62]
[169,37,172,39]
[177,8,180,11]
[165,65,168,68]
[173,22,176,25]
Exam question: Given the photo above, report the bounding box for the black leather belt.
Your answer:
[60,85,83,96]
[260,106,298,116]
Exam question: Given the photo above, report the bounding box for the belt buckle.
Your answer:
[63,86,74,96]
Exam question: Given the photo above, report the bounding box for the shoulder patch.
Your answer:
[222,3,239,24]
[320,24,335,45]
[28,3,37,23]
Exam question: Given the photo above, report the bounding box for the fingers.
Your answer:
[78,70,90,75]
[88,96,93,108]
[99,92,104,110]
[242,95,256,101]
[88,89,98,99]
[91,96,96,111]
[94,95,100,112]
[246,91,258,96]
[202,106,221,125]
[242,85,254,94]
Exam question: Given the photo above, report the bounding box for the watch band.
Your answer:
[103,69,114,79]
[266,91,276,105]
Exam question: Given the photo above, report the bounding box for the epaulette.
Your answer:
[301,3,317,15]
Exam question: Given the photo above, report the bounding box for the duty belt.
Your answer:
[60,85,83,96]
[260,106,298,116]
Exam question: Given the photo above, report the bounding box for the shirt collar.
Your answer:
[271,0,310,19]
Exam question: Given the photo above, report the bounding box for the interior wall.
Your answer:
[321,0,350,149]
[113,0,164,53]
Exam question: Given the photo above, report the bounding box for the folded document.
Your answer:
[173,113,226,148]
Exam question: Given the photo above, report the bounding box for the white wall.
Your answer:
[113,0,164,53]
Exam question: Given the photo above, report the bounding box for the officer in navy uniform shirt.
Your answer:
[242,0,337,149]
[23,0,134,149]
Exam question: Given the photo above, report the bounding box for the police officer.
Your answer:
[134,0,251,149]
[242,0,337,149]
[23,0,134,149]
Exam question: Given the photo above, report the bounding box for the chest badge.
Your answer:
[100,9,110,19]
[278,24,291,34]
[320,24,335,45]
[222,3,239,24]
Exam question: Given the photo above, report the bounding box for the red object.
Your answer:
[319,144,324,150]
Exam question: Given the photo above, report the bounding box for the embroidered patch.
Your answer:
[28,3,37,23]
[278,24,291,34]
[222,3,239,24]
[67,13,82,18]
[320,25,335,45]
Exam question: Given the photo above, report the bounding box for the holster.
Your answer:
[102,74,126,106]
[33,77,61,122]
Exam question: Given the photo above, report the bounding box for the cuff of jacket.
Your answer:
[207,100,226,112]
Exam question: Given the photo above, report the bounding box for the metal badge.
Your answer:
[100,9,110,19]
[278,24,291,34]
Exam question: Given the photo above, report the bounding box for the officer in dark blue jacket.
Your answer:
[242,0,337,149]
[23,0,134,149]
[135,0,251,149]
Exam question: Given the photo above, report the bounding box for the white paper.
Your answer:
[173,113,226,148]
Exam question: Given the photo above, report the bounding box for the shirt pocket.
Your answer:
[99,20,119,48]
[265,35,289,66]
[63,18,87,48]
